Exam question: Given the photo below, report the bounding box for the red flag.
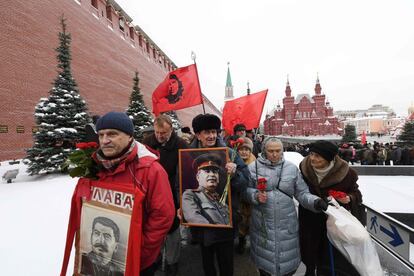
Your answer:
[222,90,268,135]
[361,130,367,145]
[152,64,203,115]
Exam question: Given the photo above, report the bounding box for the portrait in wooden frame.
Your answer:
[74,186,133,276]
[179,147,232,228]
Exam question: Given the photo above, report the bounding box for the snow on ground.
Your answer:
[0,161,77,275]
[0,157,413,275]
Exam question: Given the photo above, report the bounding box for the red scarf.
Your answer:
[60,178,144,276]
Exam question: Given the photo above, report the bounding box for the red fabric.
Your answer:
[60,143,175,275]
[152,64,203,115]
[361,130,367,145]
[222,90,268,134]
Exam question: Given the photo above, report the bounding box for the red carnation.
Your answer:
[257,178,267,191]
[76,142,98,149]
[86,142,98,148]
[328,190,347,199]
[229,138,245,149]
[236,138,244,145]
[75,142,88,149]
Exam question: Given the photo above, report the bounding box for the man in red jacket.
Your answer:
[94,111,175,276]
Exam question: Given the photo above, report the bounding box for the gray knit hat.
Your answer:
[239,137,253,151]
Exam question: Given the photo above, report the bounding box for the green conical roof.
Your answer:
[226,65,232,87]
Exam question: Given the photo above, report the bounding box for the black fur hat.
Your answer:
[181,126,192,134]
[309,140,339,162]
[192,114,221,133]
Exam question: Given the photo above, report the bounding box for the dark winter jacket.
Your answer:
[143,131,188,232]
[188,137,250,246]
[298,155,363,275]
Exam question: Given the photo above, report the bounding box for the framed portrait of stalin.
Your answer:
[61,179,145,276]
[179,147,232,228]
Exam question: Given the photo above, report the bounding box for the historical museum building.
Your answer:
[0,0,220,160]
[264,77,340,136]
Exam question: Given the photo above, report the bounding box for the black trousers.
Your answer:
[140,261,158,276]
[200,240,234,276]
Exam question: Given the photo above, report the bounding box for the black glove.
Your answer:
[314,198,328,211]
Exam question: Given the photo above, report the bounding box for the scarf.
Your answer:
[96,141,136,170]
[313,160,335,184]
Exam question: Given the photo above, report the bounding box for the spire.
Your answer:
[224,62,234,101]
[315,72,322,95]
[285,74,291,97]
[226,62,232,87]
[247,81,251,95]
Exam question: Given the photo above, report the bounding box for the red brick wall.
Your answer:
[0,0,219,161]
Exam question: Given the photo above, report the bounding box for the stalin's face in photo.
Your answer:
[196,167,219,192]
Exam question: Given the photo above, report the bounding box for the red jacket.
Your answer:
[95,142,175,270]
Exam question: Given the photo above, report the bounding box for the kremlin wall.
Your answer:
[0,0,220,161]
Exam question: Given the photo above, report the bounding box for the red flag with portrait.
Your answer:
[222,89,268,135]
[152,64,203,115]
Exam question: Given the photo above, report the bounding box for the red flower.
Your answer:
[257,183,267,191]
[76,142,98,149]
[257,178,267,191]
[328,190,347,199]
[229,138,245,148]
[75,142,88,149]
[86,142,98,148]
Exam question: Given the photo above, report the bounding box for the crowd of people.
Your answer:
[74,111,371,276]
[286,141,414,166]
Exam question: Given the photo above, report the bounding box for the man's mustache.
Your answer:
[93,243,108,252]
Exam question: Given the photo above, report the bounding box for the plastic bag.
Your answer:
[325,198,383,276]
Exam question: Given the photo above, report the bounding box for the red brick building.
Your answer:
[264,77,340,136]
[0,0,220,161]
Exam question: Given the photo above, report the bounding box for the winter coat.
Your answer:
[246,155,318,276]
[298,155,363,275]
[188,138,250,246]
[143,131,188,232]
[95,142,175,270]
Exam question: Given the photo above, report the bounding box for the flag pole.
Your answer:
[191,51,206,114]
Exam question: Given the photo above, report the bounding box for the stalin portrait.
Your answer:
[181,153,230,226]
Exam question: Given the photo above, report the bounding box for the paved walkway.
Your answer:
[155,240,306,276]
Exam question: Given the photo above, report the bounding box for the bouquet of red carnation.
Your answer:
[256,177,268,245]
[62,142,101,179]
[220,138,245,205]
[328,189,347,199]
[229,138,245,149]
[75,142,98,149]
[256,178,267,192]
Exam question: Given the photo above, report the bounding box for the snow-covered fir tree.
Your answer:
[26,16,90,175]
[342,124,357,143]
[126,71,153,140]
[164,111,182,130]
[397,121,414,147]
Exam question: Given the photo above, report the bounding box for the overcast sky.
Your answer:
[117,0,414,117]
